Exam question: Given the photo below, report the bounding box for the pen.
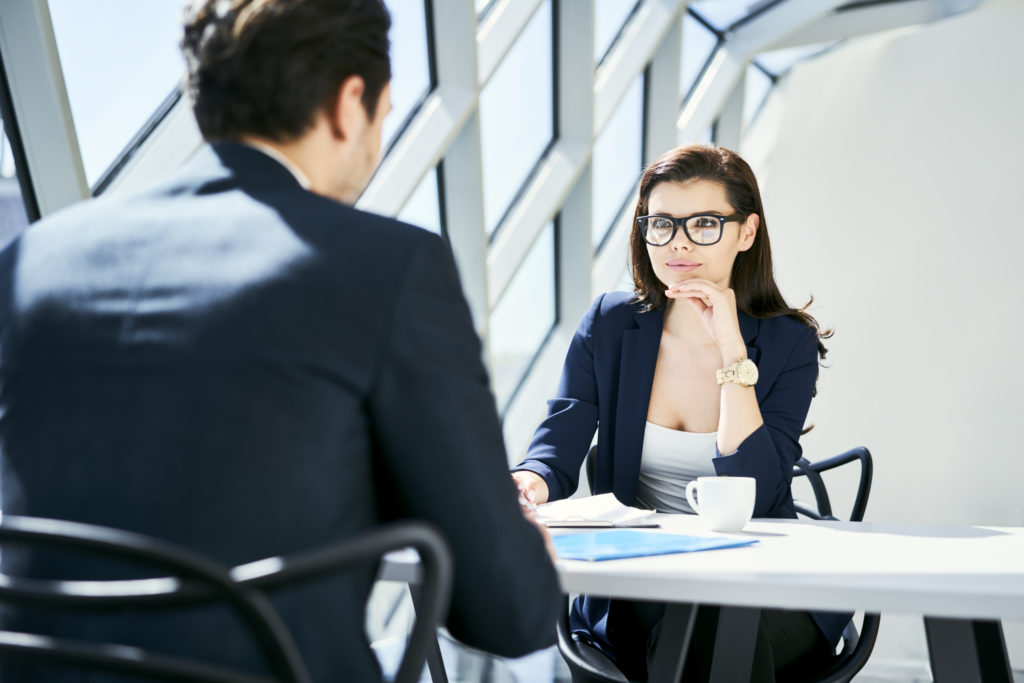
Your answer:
[518,491,538,513]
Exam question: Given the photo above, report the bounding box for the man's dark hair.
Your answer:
[182,0,391,142]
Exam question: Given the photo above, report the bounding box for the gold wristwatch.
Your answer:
[716,358,758,387]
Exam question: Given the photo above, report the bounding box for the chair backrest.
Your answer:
[792,446,873,522]
[0,515,452,683]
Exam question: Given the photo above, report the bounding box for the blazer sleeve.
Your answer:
[712,323,819,517]
[511,295,604,502]
[367,233,561,657]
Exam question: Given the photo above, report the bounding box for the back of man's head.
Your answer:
[182,0,391,143]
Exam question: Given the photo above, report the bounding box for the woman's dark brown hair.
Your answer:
[630,144,830,360]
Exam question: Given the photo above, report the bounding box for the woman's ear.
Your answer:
[738,213,759,252]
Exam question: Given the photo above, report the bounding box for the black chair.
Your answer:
[792,446,873,523]
[0,514,452,683]
[556,446,878,683]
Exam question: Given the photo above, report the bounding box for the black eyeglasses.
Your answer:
[637,212,746,246]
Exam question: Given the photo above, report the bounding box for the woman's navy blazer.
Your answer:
[513,290,850,649]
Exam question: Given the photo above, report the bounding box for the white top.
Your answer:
[635,421,717,514]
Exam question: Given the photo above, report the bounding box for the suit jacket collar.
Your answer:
[175,142,308,193]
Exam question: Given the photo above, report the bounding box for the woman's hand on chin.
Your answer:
[666,279,746,361]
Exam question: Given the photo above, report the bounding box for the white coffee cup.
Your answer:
[684,476,756,533]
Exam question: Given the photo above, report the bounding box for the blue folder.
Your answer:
[553,529,758,561]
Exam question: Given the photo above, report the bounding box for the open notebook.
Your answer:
[553,529,758,561]
[535,493,658,528]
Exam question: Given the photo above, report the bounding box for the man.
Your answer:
[0,0,560,680]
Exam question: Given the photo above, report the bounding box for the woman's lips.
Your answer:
[666,260,700,272]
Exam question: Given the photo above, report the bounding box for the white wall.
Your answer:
[742,0,1024,675]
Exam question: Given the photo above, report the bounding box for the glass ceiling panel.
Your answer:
[743,64,773,129]
[479,0,554,236]
[48,0,185,188]
[594,0,641,64]
[382,0,432,152]
[688,0,777,31]
[680,12,719,101]
[756,42,838,78]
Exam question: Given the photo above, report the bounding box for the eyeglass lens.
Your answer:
[643,216,721,245]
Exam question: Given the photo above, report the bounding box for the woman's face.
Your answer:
[644,179,758,290]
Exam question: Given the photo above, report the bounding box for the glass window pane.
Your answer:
[616,266,635,294]
[397,166,442,236]
[489,222,556,411]
[743,64,773,128]
[592,74,643,248]
[683,125,713,147]
[382,0,432,152]
[479,0,553,236]
[688,0,774,31]
[0,125,30,248]
[680,13,719,101]
[594,0,640,64]
[48,0,185,187]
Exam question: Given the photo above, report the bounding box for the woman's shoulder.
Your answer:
[757,312,814,337]
[588,291,649,326]
[754,313,819,360]
[597,290,641,314]
[572,291,646,340]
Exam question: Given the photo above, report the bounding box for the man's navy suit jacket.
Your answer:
[0,144,560,681]
[513,291,850,652]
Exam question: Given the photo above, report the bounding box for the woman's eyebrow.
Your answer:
[648,208,731,216]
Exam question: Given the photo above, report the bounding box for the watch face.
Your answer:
[738,359,758,385]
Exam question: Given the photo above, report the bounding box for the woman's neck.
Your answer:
[662,298,716,348]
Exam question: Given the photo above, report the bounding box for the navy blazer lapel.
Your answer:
[612,307,663,505]
[738,310,761,364]
[738,310,766,401]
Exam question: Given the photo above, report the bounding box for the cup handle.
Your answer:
[685,480,700,514]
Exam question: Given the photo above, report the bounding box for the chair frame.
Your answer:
[792,446,873,523]
[790,446,879,683]
[0,515,452,683]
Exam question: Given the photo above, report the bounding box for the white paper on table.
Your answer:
[535,493,656,526]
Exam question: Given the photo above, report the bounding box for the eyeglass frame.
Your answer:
[636,212,747,247]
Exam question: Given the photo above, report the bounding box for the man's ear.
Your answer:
[738,213,759,252]
[328,75,367,142]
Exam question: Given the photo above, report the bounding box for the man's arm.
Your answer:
[367,232,561,657]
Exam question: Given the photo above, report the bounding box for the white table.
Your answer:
[554,514,1024,682]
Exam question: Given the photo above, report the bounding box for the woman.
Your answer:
[511,144,848,681]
